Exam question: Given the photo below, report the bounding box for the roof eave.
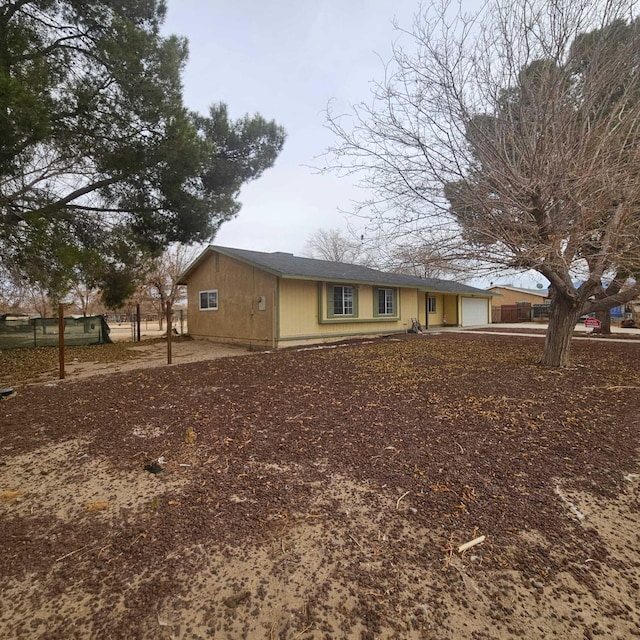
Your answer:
[282,274,491,296]
[211,246,285,278]
[176,246,215,285]
[178,245,492,297]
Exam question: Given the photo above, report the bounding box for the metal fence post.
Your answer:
[58,303,65,379]
[167,301,172,365]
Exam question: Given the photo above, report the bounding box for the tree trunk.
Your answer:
[540,296,583,367]
[158,300,166,330]
[595,309,611,334]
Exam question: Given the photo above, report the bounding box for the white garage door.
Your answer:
[461,297,489,326]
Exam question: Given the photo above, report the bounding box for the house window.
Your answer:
[326,284,358,318]
[428,296,437,314]
[199,290,218,310]
[376,288,397,316]
[333,285,354,315]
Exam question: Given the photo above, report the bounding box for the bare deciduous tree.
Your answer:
[0,267,26,314]
[141,244,198,331]
[371,233,473,281]
[304,226,471,282]
[390,247,469,280]
[304,228,374,265]
[71,284,102,318]
[325,0,640,366]
[24,285,53,319]
[0,259,101,317]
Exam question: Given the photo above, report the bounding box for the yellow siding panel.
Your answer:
[426,293,445,326]
[488,288,547,306]
[444,296,458,325]
[278,281,420,342]
[399,287,419,324]
[418,292,427,327]
[278,280,319,336]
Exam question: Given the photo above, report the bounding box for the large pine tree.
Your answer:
[1,0,285,305]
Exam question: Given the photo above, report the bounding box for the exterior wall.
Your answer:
[426,293,445,327]
[278,279,319,337]
[184,251,491,347]
[185,251,277,348]
[488,287,548,306]
[444,295,459,325]
[277,280,419,345]
[418,292,427,328]
[399,287,421,330]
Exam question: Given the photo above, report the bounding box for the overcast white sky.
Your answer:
[161,1,540,287]
[161,1,430,252]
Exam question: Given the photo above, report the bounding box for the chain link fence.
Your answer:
[0,315,112,350]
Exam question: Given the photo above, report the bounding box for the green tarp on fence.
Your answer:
[0,315,112,350]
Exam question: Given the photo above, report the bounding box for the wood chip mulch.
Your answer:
[1,332,639,639]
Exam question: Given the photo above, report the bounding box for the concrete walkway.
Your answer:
[454,322,640,343]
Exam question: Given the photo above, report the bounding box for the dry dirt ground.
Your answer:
[0,336,249,386]
[1,332,639,639]
[61,338,248,381]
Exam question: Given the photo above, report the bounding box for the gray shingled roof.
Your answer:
[179,245,490,296]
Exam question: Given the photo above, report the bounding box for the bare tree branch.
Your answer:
[323,0,640,365]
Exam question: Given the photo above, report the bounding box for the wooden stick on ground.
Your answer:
[348,533,363,549]
[458,535,486,554]
[396,490,410,510]
[56,544,91,562]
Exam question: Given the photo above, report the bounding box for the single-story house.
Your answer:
[177,246,493,349]
[487,285,550,323]
[486,285,550,305]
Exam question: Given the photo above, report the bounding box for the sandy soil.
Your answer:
[1,333,639,639]
[62,338,250,381]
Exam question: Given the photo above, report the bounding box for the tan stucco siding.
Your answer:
[278,281,419,342]
[185,251,277,347]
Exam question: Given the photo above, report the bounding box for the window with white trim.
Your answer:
[199,289,218,310]
[333,285,354,315]
[376,288,397,316]
[325,283,360,319]
[428,296,437,314]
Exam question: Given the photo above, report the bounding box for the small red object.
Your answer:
[584,317,601,328]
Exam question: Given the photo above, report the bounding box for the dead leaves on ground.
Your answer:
[0,343,146,384]
[1,490,24,503]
